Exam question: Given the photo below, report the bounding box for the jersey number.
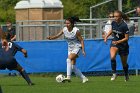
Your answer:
[8,42,13,48]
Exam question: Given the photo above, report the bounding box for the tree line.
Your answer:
[0,0,139,23]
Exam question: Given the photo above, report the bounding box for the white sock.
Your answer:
[72,65,85,79]
[66,58,72,79]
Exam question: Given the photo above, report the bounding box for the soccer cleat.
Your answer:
[111,74,117,81]
[63,78,71,83]
[124,74,129,82]
[82,77,88,83]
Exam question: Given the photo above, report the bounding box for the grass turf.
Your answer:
[0,75,140,93]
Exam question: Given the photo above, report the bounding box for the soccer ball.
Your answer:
[56,74,65,83]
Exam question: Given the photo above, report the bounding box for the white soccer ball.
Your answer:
[56,74,65,83]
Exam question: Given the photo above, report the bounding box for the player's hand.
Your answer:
[82,50,86,56]
[112,41,119,45]
[24,53,28,58]
[47,36,53,40]
[104,37,107,43]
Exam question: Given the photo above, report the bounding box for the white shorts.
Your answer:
[68,47,81,56]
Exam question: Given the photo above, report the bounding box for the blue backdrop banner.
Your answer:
[0,37,140,73]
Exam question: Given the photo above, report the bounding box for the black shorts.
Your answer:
[0,58,20,70]
[110,41,129,56]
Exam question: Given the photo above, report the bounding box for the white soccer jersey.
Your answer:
[63,27,81,48]
[104,20,112,34]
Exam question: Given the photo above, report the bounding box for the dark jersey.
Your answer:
[111,21,129,55]
[111,21,129,41]
[0,42,23,64]
[0,42,23,57]
[7,27,16,41]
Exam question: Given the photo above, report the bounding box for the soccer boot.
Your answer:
[124,74,129,82]
[111,73,117,81]
[82,77,88,83]
[63,78,71,83]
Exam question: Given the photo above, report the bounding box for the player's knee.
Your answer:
[67,58,71,63]
[68,54,77,60]
[111,56,116,60]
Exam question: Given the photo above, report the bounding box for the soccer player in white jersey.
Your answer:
[102,12,114,38]
[47,16,88,83]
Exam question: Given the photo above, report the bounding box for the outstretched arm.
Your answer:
[76,31,86,56]
[47,30,63,40]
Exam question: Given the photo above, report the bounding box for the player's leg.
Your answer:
[10,60,34,85]
[65,47,76,81]
[71,59,88,83]
[119,44,129,82]
[65,48,72,80]
[66,58,72,80]
[120,55,129,81]
[16,64,34,85]
[110,47,118,81]
[16,65,34,85]
[65,53,78,82]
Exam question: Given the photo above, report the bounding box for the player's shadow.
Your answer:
[0,85,3,93]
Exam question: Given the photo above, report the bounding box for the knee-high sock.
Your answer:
[123,64,129,76]
[20,70,32,84]
[72,65,85,79]
[67,58,72,79]
[111,59,116,74]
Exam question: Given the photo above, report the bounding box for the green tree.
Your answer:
[0,0,20,23]
[0,0,139,23]
[61,0,140,19]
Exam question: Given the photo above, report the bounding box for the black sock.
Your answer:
[123,64,129,76]
[111,59,116,73]
[20,70,32,84]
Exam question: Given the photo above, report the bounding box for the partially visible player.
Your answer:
[47,16,88,83]
[6,21,16,41]
[0,32,34,85]
[102,12,114,38]
[104,10,129,82]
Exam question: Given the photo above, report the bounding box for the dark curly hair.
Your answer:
[1,32,9,40]
[66,16,81,28]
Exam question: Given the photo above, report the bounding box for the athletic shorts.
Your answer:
[0,58,20,70]
[110,41,129,56]
[68,46,81,56]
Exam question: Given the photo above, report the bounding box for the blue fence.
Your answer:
[0,37,140,73]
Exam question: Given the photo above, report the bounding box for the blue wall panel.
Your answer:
[0,37,140,73]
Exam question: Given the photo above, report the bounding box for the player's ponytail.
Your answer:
[71,16,81,23]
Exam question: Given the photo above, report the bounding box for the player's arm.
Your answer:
[13,42,27,57]
[76,31,86,56]
[104,30,112,43]
[11,35,16,41]
[102,31,105,39]
[21,49,28,58]
[47,30,63,40]
[112,34,129,45]
[10,28,16,41]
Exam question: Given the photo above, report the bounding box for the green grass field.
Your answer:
[0,75,140,93]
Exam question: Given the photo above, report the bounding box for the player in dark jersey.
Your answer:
[6,21,16,41]
[104,10,129,82]
[0,32,34,85]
